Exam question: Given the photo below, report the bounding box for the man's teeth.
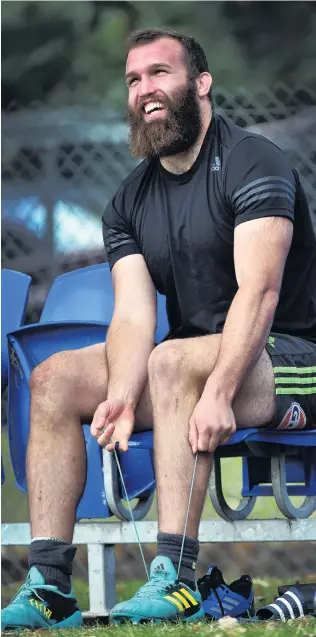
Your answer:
[144,102,164,114]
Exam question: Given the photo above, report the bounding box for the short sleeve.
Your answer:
[102,186,141,270]
[225,137,296,227]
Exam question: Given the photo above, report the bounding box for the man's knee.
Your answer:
[30,350,76,398]
[148,335,221,393]
[148,340,189,388]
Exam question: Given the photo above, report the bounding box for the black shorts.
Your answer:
[265,333,316,430]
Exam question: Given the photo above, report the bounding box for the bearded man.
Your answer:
[2,28,316,629]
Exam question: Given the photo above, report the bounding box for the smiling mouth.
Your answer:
[142,101,166,117]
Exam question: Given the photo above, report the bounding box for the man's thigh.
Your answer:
[153,332,316,429]
[155,333,275,427]
[60,342,108,420]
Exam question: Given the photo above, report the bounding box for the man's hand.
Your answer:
[91,398,135,452]
[189,392,236,453]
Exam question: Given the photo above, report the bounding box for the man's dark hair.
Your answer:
[127,27,213,104]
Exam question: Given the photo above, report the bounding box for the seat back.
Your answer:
[41,263,169,342]
[1,269,32,387]
[156,292,169,343]
[40,263,114,323]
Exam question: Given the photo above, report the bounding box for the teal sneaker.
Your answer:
[110,556,205,625]
[1,567,83,631]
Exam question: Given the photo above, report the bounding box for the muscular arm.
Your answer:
[106,253,156,408]
[204,216,293,401]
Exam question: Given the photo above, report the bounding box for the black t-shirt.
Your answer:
[103,114,316,343]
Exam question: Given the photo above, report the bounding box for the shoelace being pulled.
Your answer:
[133,577,181,600]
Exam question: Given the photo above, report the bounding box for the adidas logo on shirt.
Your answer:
[211,156,221,171]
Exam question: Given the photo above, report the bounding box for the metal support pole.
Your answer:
[86,543,116,618]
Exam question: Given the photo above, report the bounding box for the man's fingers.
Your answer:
[91,400,127,437]
[96,422,115,447]
[105,424,131,452]
[207,434,220,453]
[95,417,108,431]
[188,420,198,454]
[197,428,225,453]
[91,405,110,436]
[207,429,231,453]
[118,438,129,453]
[197,429,212,453]
[105,438,128,453]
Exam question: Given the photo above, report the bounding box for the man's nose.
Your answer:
[138,75,156,98]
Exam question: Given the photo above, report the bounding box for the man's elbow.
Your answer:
[256,286,280,312]
[240,282,280,310]
[264,288,280,314]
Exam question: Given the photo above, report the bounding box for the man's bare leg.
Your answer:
[27,342,153,542]
[148,335,275,538]
[27,344,106,542]
[1,342,154,624]
[26,342,153,595]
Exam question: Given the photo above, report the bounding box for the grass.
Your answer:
[12,617,316,636]
[3,578,316,636]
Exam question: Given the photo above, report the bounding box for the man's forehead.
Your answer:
[126,37,185,72]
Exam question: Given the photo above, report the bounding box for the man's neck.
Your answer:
[160,108,212,175]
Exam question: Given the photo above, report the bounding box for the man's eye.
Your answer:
[129,78,138,86]
[155,69,167,75]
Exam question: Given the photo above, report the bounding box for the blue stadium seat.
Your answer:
[7,264,169,519]
[1,269,32,388]
[1,268,32,484]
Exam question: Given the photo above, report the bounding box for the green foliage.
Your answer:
[1,431,29,523]
[2,1,315,110]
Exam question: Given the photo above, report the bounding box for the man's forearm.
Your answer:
[205,287,279,402]
[106,317,155,409]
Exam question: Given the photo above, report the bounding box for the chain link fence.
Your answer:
[2,85,316,607]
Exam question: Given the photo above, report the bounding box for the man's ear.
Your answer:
[197,72,212,98]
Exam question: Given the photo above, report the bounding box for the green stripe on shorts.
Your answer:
[275,376,316,384]
[274,366,316,375]
[276,387,316,395]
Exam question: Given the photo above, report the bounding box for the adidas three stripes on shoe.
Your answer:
[110,556,205,624]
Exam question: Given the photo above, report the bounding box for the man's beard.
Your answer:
[128,80,202,159]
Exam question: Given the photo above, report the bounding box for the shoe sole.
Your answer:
[112,607,205,625]
[2,610,83,632]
